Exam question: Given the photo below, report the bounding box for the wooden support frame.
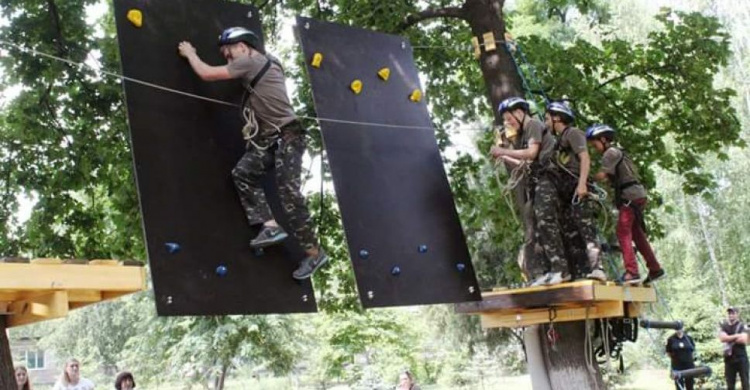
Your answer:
[455,280,657,329]
[0,260,147,327]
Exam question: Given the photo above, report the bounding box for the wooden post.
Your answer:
[0,316,16,389]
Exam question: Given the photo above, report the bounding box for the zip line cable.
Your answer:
[0,39,498,133]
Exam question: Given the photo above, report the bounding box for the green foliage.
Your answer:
[0,0,143,259]
[520,9,741,195]
[2,0,748,388]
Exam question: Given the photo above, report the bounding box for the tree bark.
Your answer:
[695,201,729,308]
[0,317,15,390]
[463,0,525,125]
[214,363,228,390]
[540,322,605,390]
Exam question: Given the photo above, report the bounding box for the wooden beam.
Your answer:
[593,284,657,302]
[479,301,624,329]
[0,263,147,291]
[7,291,69,327]
[68,290,103,303]
[456,281,656,314]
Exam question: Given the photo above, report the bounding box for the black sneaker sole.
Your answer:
[249,231,289,249]
[292,253,329,280]
[644,271,665,285]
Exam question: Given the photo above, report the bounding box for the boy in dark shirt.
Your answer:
[492,97,568,286]
[666,324,696,390]
[178,27,327,279]
[545,101,605,281]
[586,124,665,285]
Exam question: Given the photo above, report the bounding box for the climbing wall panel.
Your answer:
[297,17,481,308]
[114,0,316,315]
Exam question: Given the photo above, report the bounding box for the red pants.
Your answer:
[617,198,661,275]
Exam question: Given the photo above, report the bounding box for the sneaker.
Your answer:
[586,245,601,267]
[292,249,329,280]
[249,225,288,248]
[586,268,607,282]
[644,268,666,284]
[529,273,550,287]
[545,272,571,286]
[616,272,641,285]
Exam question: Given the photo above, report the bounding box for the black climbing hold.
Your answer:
[391,266,401,276]
[456,263,466,272]
[165,242,181,254]
[215,265,228,277]
[418,245,428,253]
[359,249,370,259]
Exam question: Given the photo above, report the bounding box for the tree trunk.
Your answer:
[524,326,552,390]
[214,363,228,390]
[539,322,605,390]
[462,1,605,388]
[464,0,525,125]
[695,200,729,307]
[0,317,15,390]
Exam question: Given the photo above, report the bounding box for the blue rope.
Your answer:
[515,43,551,104]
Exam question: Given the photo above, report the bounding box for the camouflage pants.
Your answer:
[532,174,568,275]
[557,174,602,275]
[231,122,317,250]
[522,199,547,279]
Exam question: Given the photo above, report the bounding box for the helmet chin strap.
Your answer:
[512,111,526,131]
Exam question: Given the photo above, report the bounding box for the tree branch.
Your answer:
[46,0,68,57]
[400,6,467,31]
[595,64,675,91]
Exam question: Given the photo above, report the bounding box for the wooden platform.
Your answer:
[454,280,656,328]
[0,258,147,327]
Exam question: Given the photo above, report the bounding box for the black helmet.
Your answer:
[218,27,261,51]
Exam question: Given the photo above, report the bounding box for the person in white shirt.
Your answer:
[52,358,95,390]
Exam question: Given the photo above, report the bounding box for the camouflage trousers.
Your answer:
[231,122,317,250]
[530,174,568,276]
[556,174,602,276]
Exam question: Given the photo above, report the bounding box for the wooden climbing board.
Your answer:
[454,280,656,328]
[0,258,147,327]
[296,16,481,308]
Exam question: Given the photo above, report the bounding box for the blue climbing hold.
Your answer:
[253,247,265,257]
[359,249,370,259]
[216,265,228,277]
[165,242,181,254]
[418,245,428,253]
[456,263,466,272]
[391,266,401,276]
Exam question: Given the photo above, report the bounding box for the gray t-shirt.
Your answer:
[227,51,297,135]
[601,148,647,201]
[517,117,555,166]
[556,126,587,174]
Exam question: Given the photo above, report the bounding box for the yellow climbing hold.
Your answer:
[311,53,323,68]
[350,79,363,94]
[127,9,143,28]
[409,89,422,102]
[377,67,390,81]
